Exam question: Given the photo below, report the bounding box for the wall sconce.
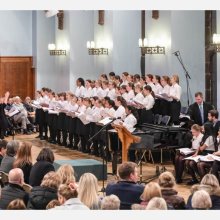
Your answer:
[212,34,220,52]
[138,38,165,54]
[48,43,66,55]
[87,41,108,55]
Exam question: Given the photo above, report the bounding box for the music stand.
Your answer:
[88,118,117,193]
[129,133,162,184]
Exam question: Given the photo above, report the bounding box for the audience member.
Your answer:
[0,140,8,165]
[27,171,61,209]
[140,182,162,207]
[7,199,26,210]
[191,190,212,210]
[46,199,60,210]
[0,168,29,209]
[146,197,168,210]
[158,171,185,209]
[56,164,76,185]
[0,140,20,173]
[106,161,144,210]
[51,183,89,210]
[186,174,220,210]
[78,173,100,210]
[101,195,120,210]
[13,141,33,184]
[29,147,55,186]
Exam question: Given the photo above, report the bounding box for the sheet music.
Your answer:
[155,93,172,101]
[7,109,19,117]
[178,148,195,155]
[48,109,59,115]
[184,155,201,163]
[98,117,113,125]
[206,154,220,162]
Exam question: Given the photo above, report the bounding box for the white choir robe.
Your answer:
[122,114,137,133]
[133,92,144,104]
[107,88,117,100]
[153,83,163,95]
[122,93,128,102]
[93,87,105,98]
[142,94,155,110]
[101,107,116,118]
[75,86,85,98]
[170,83,182,101]
[76,106,93,125]
[83,87,93,98]
[147,82,156,92]
[127,90,135,102]
[86,106,104,123]
[102,88,109,97]
[114,105,126,119]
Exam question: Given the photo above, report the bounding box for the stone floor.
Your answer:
[5,132,192,202]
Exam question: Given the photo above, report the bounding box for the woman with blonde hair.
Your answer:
[13,141,32,184]
[169,74,182,125]
[146,197,168,210]
[78,173,100,209]
[191,190,212,210]
[56,164,76,185]
[158,171,185,209]
[140,182,162,207]
[186,174,220,209]
[51,183,89,210]
[27,171,61,209]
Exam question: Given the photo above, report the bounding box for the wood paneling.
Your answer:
[0,57,35,100]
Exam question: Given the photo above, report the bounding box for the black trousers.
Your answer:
[170,100,181,125]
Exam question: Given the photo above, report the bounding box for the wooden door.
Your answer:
[0,57,35,100]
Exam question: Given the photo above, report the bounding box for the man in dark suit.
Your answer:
[208,110,220,136]
[188,92,214,126]
[105,161,144,210]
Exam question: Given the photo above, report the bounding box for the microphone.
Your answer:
[172,50,179,55]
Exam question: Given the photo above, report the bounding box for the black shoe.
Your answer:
[72,145,78,150]
[67,144,73,148]
[40,136,46,140]
[187,179,199,185]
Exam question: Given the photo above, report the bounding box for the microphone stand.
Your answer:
[88,118,118,194]
[173,51,191,107]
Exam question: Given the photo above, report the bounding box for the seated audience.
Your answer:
[131,204,146,210]
[191,190,212,210]
[7,96,32,134]
[7,199,27,210]
[13,141,33,184]
[186,174,220,210]
[140,182,162,207]
[158,171,185,209]
[27,171,61,209]
[0,168,29,209]
[146,197,168,210]
[101,195,120,210]
[78,173,100,210]
[23,96,36,126]
[56,164,76,186]
[46,199,60,210]
[105,161,144,210]
[51,183,89,210]
[0,140,20,173]
[0,140,8,165]
[29,147,55,187]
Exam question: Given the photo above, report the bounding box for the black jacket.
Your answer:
[27,186,58,210]
[106,180,144,210]
[29,161,55,187]
[188,102,213,126]
[0,183,29,209]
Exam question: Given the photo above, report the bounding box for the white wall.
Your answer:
[35,11,56,90]
[0,11,32,56]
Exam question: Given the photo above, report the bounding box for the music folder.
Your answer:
[7,109,19,117]
[98,117,113,126]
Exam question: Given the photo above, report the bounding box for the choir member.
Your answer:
[145,74,156,91]
[169,75,182,125]
[134,74,141,86]
[75,78,85,98]
[120,72,129,86]
[186,123,216,185]
[174,124,203,183]
[107,81,117,101]
[83,79,93,98]
[101,81,109,97]
[93,80,104,98]
[140,85,155,124]
[115,75,121,87]
[108,72,116,82]
[160,76,171,116]
[126,83,135,102]
[152,75,163,115]
[99,74,108,82]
